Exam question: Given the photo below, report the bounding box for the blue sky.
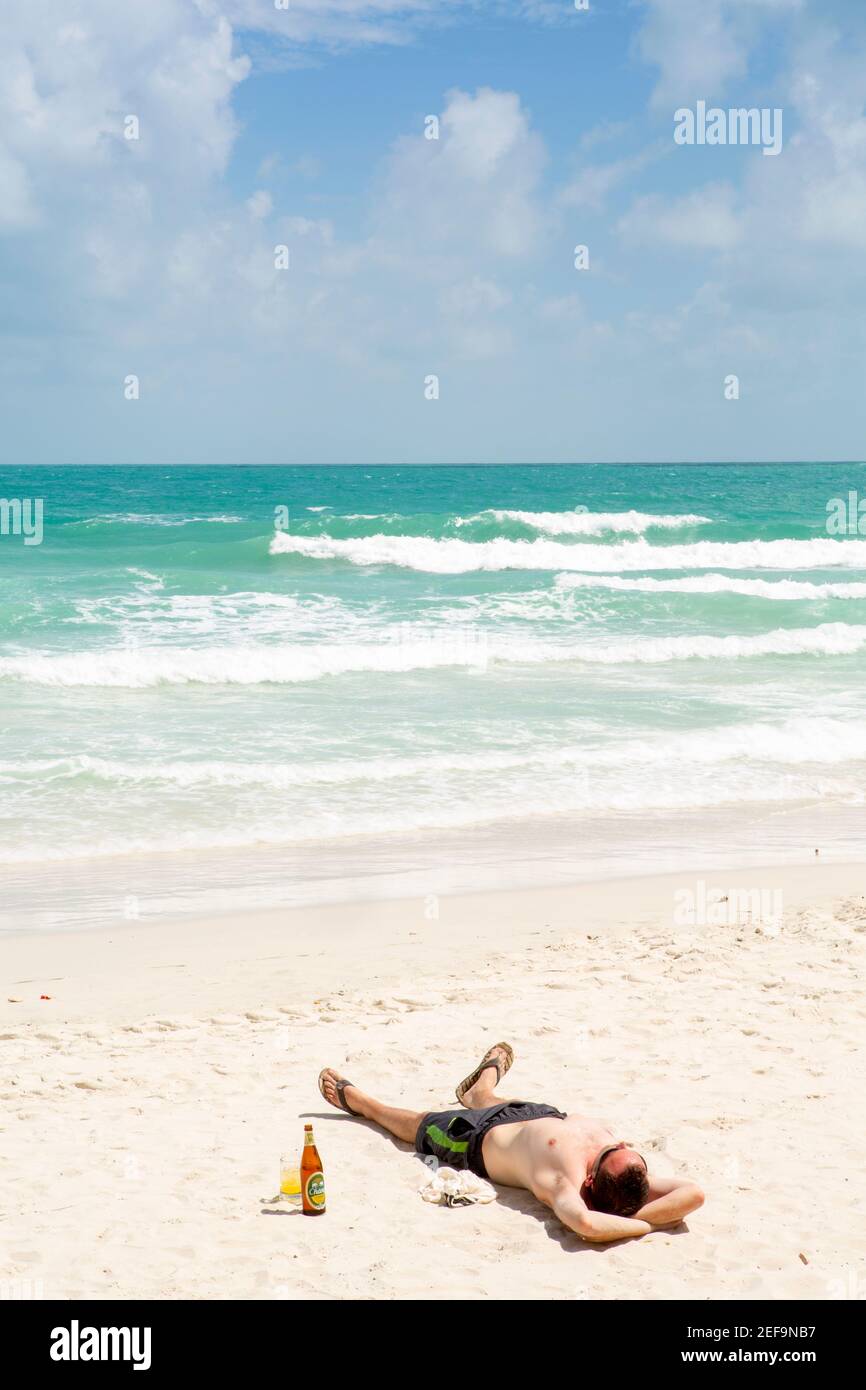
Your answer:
[2,0,866,464]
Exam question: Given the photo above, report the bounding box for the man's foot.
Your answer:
[457,1042,514,1107]
[318,1067,365,1116]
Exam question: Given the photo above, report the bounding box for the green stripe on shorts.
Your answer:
[426,1123,468,1154]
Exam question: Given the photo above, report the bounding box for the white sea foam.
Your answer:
[4,717,865,792]
[270,531,866,574]
[0,639,492,687]
[569,623,866,663]
[439,572,866,625]
[65,589,363,642]
[126,568,166,588]
[2,622,864,687]
[2,719,864,864]
[554,573,866,600]
[475,508,711,535]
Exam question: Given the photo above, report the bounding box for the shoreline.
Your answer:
[3,796,864,934]
[4,860,865,1021]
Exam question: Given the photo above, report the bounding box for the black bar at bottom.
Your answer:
[2,1298,858,1375]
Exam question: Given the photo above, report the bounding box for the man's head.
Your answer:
[586,1142,649,1217]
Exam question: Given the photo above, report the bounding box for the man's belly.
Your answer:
[481,1113,613,1189]
[481,1116,573,1187]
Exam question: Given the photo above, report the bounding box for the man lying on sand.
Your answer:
[319,1041,704,1242]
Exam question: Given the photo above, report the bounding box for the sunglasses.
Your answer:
[589,1141,647,1184]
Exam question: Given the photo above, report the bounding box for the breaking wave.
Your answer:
[554,573,866,600]
[2,623,864,687]
[270,531,866,574]
[472,508,711,535]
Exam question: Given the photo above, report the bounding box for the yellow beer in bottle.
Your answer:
[301,1124,325,1215]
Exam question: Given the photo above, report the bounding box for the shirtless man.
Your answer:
[319,1042,704,1243]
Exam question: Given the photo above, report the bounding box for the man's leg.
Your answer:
[458,1043,512,1108]
[320,1067,425,1145]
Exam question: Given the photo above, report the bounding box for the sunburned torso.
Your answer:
[481,1110,617,1202]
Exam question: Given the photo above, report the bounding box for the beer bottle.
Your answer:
[301,1123,325,1215]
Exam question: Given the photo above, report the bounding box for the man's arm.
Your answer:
[635,1174,705,1228]
[549,1181,652,1243]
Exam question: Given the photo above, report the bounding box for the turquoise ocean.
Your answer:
[2,463,866,930]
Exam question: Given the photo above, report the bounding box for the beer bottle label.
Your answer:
[305,1172,325,1209]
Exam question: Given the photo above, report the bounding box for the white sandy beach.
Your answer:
[2,862,865,1301]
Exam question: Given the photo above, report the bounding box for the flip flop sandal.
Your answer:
[455,1041,514,1105]
[318,1069,361,1116]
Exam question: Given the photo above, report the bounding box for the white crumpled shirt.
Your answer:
[418,1164,497,1207]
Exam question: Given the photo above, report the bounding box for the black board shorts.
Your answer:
[415,1100,567,1181]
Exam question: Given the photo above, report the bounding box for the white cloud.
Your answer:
[559,144,666,212]
[702,12,866,302]
[0,7,250,188]
[635,0,803,108]
[769,35,866,251]
[618,182,743,250]
[444,88,531,179]
[440,277,512,316]
[212,0,468,52]
[378,87,548,259]
[281,215,334,242]
[438,276,513,359]
[246,190,273,219]
[0,147,37,228]
[515,0,584,23]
